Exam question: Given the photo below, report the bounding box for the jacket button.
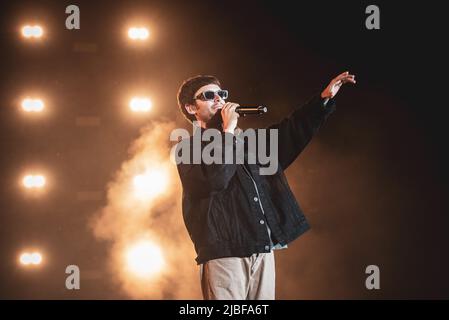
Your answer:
[253,197,258,202]
[264,245,270,251]
[259,219,265,225]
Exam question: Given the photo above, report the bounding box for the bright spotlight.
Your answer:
[129,97,152,112]
[22,25,43,38]
[19,252,43,266]
[20,253,32,265]
[133,169,168,199]
[23,174,46,189]
[125,241,164,278]
[22,98,44,112]
[30,253,42,264]
[128,27,149,40]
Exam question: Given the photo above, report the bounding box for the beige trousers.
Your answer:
[200,251,275,300]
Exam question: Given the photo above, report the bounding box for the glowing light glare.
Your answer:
[130,97,152,112]
[20,252,43,265]
[22,98,44,112]
[125,241,164,277]
[22,25,43,38]
[30,253,42,264]
[20,253,32,265]
[133,169,168,199]
[23,174,46,188]
[128,27,149,40]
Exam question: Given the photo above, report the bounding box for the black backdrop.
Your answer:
[0,0,447,299]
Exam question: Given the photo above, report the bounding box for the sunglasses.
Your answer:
[195,89,228,101]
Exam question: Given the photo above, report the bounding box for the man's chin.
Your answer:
[205,112,223,130]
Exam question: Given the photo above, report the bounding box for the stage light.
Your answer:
[129,97,152,112]
[128,27,149,40]
[21,98,44,112]
[133,169,168,199]
[23,174,46,189]
[30,253,42,264]
[21,25,43,38]
[19,252,43,266]
[20,253,32,265]
[125,240,164,278]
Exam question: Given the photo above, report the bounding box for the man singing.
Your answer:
[175,72,356,299]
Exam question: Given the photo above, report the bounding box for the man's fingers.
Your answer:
[341,76,356,84]
[334,74,356,85]
[226,103,238,110]
[229,104,240,117]
[222,103,239,113]
[334,71,349,80]
[222,103,233,111]
[334,71,356,81]
[336,75,353,82]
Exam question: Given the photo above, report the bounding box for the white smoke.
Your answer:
[90,121,201,299]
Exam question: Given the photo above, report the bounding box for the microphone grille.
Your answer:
[259,106,268,113]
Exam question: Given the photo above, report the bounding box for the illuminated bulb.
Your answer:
[20,253,32,265]
[128,27,149,40]
[34,175,46,188]
[126,241,164,278]
[22,25,43,38]
[130,97,152,112]
[19,252,42,266]
[22,98,44,112]
[30,253,42,265]
[133,169,168,199]
[23,175,46,188]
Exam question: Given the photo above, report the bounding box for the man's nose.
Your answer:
[214,93,223,103]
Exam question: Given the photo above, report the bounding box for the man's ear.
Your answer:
[184,104,197,115]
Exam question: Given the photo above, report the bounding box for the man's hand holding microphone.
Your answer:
[220,103,240,134]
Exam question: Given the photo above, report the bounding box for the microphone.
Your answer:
[235,106,268,115]
[206,105,268,130]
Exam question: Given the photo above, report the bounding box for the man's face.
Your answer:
[185,84,226,123]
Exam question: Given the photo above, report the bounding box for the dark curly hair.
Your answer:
[177,75,221,123]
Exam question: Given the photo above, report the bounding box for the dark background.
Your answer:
[0,0,447,299]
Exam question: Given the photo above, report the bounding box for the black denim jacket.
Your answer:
[176,95,336,264]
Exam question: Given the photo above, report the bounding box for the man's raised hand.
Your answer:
[321,71,356,99]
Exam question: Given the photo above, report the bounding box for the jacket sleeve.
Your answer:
[265,94,336,171]
[176,132,238,197]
